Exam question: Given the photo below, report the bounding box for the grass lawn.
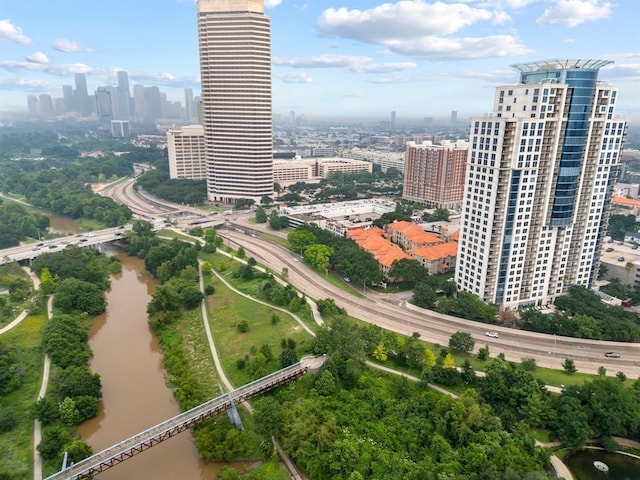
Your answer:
[205,278,314,387]
[175,307,220,399]
[158,230,198,243]
[0,314,46,479]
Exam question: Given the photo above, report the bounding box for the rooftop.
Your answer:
[511,59,613,73]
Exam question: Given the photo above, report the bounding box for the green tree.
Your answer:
[39,267,56,294]
[372,342,388,362]
[448,331,475,353]
[304,244,334,274]
[58,397,81,426]
[562,358,577,375]
[65,439,93,464]
[255,206,268,223]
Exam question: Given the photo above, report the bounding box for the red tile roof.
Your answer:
[411,242,459,261]
[347,227,410,267]
[386,221,444,244]
[612,196,640,207]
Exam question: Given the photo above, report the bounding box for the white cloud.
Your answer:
[52,38,92,53]
[0,19,32,45]
[0,78,59,92]
[315,1,531,60]
[277,71,314,83]
[536,0,613,27]
[26,52,49,64]
[0,60,93,76]
[318,2,510,41]
[387,35,532,59]
[274,54,372,69]
[265,0,282,7]
[351,62,417,74]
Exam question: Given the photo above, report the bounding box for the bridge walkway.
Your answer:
[45,361,311,480]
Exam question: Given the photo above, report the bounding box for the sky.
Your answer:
[0,0,638,121]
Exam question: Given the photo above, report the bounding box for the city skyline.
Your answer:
[0,0,638,121]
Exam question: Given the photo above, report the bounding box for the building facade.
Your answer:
[402,140,469,210]
[167,125,207,180]
[197,0,273,203]
[455,59,627,310]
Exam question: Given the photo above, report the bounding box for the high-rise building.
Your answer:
[143,86,162,125]
[450,110,458,124]
[197,0,273,203]
[132,84,145,121]
[74,73,91,116]
[38,94,54,119]
[402,140,469,210]
[111,120,131,138]
[184,88,194,121]
[167,125,207,180]
[27,95,38,117]
[116,71,131,120]
[62,85,74,113]
[455,59,627,310]
[95,87,115,123]
[391,110,397,126]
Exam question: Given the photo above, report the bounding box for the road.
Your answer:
[99,177,640,378]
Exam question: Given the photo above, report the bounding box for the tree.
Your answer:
[448,331,475,354]
[555,394,592,447]
[562,358,577,375]
[237,246,246,258]
[39,267,56,294]
[65,439,93,464]
[0,341,22,395]
[304,244,334,274]
[255,206,268,223]
[372,342,388,362]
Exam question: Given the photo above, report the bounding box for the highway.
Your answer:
[29,175,640,378]
[0,226,131,265]
[220,228,640,378]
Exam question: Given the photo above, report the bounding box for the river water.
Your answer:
[47,214,82,235]
[76,249,230,479]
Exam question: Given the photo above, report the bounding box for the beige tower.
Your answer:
[197,0,274,203]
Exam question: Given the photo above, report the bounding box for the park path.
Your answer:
[33,295,53,480]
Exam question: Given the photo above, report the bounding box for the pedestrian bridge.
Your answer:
[45,360,315,480]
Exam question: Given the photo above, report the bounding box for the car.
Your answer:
[605,247,614,252]
[618,256,625,262]
[117,225,125,229]
[485,331,499,338]
[344,277,351,282]
[604,352,621,358]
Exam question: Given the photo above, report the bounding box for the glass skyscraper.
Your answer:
[456,59,627,310]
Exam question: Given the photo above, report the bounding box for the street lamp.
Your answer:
[362,278,367,294]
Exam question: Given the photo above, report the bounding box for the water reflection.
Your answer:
[564,448,640,480]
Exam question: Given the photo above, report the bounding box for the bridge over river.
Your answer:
[46,357,324,480]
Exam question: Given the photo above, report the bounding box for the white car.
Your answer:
[485,331,499,338]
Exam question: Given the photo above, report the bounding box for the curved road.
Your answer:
[222,229,640,378]
[103,177,640,378]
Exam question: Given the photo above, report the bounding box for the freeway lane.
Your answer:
[93,181,640,378]
[222,228,640,378]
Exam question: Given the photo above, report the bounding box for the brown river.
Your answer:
[75,249,234,479]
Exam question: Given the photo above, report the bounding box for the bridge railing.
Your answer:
[45,361,309,480]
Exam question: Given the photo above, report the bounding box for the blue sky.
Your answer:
[0,0,638,121]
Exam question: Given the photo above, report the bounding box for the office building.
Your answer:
[62,85,74,113]
[455,59,627,310]
[184,88,195,122]
[95,87,115,123]
[116,71,131,120]
[167,125,207,180]
[402,140,468,210]
[197,0,273,203]
[111,120,131,138]
[38,94,54,119]
[450,110,458,124]
[74,73,91,116]
[27,95,38,117]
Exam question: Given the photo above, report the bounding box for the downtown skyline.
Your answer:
[0,0,639,121]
